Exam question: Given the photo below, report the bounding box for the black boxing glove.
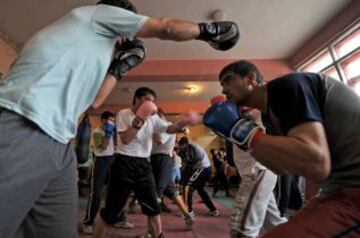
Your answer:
[197,21,239,51]
[108,38,146,81]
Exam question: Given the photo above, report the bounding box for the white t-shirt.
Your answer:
[115,108,170,158]
[92,127,115,157]
[232,146,265,175]
[151,129,176,156]
[0,5,148,144]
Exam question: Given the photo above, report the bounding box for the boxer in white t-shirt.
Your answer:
[96,87,202,238]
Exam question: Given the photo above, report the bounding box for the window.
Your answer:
[303,51,333,73]
[298,22,360,95]
[323,66,341,81]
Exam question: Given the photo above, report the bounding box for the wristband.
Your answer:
[250,130,266,148]
[132,117,144,130]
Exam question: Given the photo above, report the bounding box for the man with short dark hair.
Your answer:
[97,87,202,238]
[204,60,360,238]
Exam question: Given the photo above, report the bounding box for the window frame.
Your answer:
[298,20,360,86]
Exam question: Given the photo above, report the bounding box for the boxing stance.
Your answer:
[82,111,133,234]
[150,109,194,230]
[95,87,201,238]
[0,0,239,236]
[204,60,360,238]
[178,137,220,218]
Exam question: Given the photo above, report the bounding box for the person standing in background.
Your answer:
[82,111,133,234]
[150,109,194,230]
[212,148,232,198]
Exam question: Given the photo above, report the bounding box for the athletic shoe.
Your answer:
[207,210,220,217]
[113,221,135,229]
[177,210,195,219]
[82,224,94,234]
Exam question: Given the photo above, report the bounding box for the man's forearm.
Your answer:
[91,75,117,109]
[251,135,329,181]
[166,124,184,134]
[136,17,200,41]
[119,127,139,145]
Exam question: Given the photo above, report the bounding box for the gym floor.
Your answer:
[78,188,236,238]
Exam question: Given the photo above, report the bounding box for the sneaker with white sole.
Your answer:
[207,210,220,217]
[188,211,195,218]
[113,221,135,229]
[82,224,94,234]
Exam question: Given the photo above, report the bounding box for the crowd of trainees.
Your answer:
[0,0,359,237]
[77,99,305,238]
[77,93,223,237]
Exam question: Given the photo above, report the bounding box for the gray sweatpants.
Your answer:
[230,167,287,238]
[0,109,78,238]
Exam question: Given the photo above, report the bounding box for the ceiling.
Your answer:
[0,0,354,108]
[109,81,222,104]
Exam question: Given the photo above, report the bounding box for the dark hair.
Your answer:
[97,0,137,13]
[178,136,189,146]
[219,60,264,85]
[132,87,157,105]
[101,111,115,120]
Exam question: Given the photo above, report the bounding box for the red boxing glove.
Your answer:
[210,95,226,105]
[136,101,158,121]
[173,111,202,129]
[132,101,158,129]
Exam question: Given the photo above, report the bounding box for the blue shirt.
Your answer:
[0,5,148,144]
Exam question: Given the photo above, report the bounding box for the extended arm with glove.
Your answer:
[108,38,146,81]
[203,101,265,150]
[197,21,239,51]
[166,111,202,134]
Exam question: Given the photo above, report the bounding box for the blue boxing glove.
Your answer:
[203,101,240,138]
[103,121,115,139]
[203,101,265,149]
